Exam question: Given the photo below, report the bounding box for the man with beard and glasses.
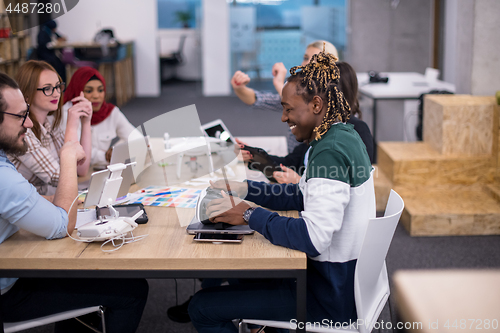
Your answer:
[0,73,148,333]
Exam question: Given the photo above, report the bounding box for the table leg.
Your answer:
[296,269,307,333]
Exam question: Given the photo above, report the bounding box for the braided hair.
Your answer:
[288,45,351,141]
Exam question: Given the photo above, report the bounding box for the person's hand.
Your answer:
[234,138,253,162]
[60,141,86,165]
[272,62,287,82]
[272,62,287,96]
[105,147,113,163]
[207,191,251,225]
[210,180,248,198]
[67,92,93,127]
[273,164,301,184]
[231,71,251,90]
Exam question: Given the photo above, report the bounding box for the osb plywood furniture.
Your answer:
[424,96,496,156]
[376,95,500,236]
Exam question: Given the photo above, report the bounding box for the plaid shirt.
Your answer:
[10,116,64,195]
[253,90,302,153]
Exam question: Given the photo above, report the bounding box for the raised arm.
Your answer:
[231,70,256,105]
[271,62,287,97]
[52,141,87,232]
[64,92,92,176]
[4,141,86,238]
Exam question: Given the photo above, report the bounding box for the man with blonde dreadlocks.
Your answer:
[188,49,375,333]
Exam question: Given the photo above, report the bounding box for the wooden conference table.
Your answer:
[0,136,309,332]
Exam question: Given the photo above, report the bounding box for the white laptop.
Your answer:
[201,119,236,145]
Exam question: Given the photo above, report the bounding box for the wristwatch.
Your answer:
[242,207,256,223]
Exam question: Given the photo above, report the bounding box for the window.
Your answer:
[158,0,201,29]
[230,0,347,79]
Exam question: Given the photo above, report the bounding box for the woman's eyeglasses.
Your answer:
[0,104,30,126]
[36,82,66,96]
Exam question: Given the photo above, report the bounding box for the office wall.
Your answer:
[202,0,230,96]
[442,0,474,93]
[348,0,434,73]
[442,0,459,87]
[442,0,500,95]
[56,0,160,97]
[471,0,500,95]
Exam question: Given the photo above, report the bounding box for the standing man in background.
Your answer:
[37,19,67,82]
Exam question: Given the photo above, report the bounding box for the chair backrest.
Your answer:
[354,190,404,333]
[174,35,187,64]
[177,35,187,54]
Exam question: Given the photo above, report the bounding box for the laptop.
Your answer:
[201,119,236,145]
[186,217,254,235]
[186,185,254,235]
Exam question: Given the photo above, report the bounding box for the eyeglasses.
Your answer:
[36,82,66,96]
[0,105,30,126]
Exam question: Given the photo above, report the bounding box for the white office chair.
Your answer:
[4,306,106,333]
[239,190,404,333]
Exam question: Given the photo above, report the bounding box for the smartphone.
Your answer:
[193,233,243,243]
[96,203,148,224]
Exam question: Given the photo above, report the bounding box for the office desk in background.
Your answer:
[0,136,310,332]
[55,41,135,107]
[356,72,456,153]
[393,270,500,333]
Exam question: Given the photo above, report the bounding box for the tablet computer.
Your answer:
[83,169,110,208]
[83,163,136,208]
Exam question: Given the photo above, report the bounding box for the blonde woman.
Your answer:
[11,60,92,196]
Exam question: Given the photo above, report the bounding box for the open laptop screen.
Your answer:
[201,119,235,145]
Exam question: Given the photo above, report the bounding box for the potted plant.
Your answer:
[175,10,192,29]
